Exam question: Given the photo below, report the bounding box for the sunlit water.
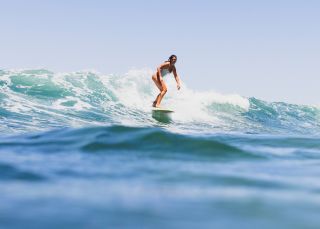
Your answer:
[1,69,320,228]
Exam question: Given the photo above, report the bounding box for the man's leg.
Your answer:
[155,82,167,107]
[152,75,163,107]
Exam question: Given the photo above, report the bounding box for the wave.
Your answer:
[1,125,320,162]
[1,68,320,135]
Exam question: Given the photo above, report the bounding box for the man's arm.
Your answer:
[173,67,181,90]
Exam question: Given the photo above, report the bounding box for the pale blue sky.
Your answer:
[1,0,320,105]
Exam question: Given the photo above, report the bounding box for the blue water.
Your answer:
[1,69,320,229]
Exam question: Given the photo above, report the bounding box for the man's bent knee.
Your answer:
[161,89,167,94]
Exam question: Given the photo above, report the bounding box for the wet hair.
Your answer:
[165,55,177,73]
[168,55,177,62]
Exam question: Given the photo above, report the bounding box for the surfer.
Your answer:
[152,55,181,107]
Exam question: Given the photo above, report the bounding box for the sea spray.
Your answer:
[1,68,320,135]
[2,69,320,228]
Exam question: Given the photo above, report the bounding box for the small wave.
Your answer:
[0,126,262,161]
[3,125,320,161]
[0,162,46,181]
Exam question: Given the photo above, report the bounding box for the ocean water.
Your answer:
[1,69,320,229]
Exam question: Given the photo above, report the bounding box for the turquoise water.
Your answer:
[1,69,320,228]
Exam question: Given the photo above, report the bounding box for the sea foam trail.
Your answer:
[0,68,320,135]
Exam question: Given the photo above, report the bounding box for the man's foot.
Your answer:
[152,102,161,108]
[152,101,157,107]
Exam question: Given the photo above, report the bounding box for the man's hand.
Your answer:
[177,84,181,90]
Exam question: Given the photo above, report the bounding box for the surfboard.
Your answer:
[152,107,174,113]
[152,107,174,123]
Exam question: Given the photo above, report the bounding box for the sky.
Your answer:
[1,0,320,105]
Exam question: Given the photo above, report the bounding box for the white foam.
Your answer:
[1,68,251,132]
[112,68,250,125]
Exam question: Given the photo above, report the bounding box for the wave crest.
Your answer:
[0,68,320,135]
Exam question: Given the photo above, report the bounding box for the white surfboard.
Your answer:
[152,107,174,122]
[152,107,174,113]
